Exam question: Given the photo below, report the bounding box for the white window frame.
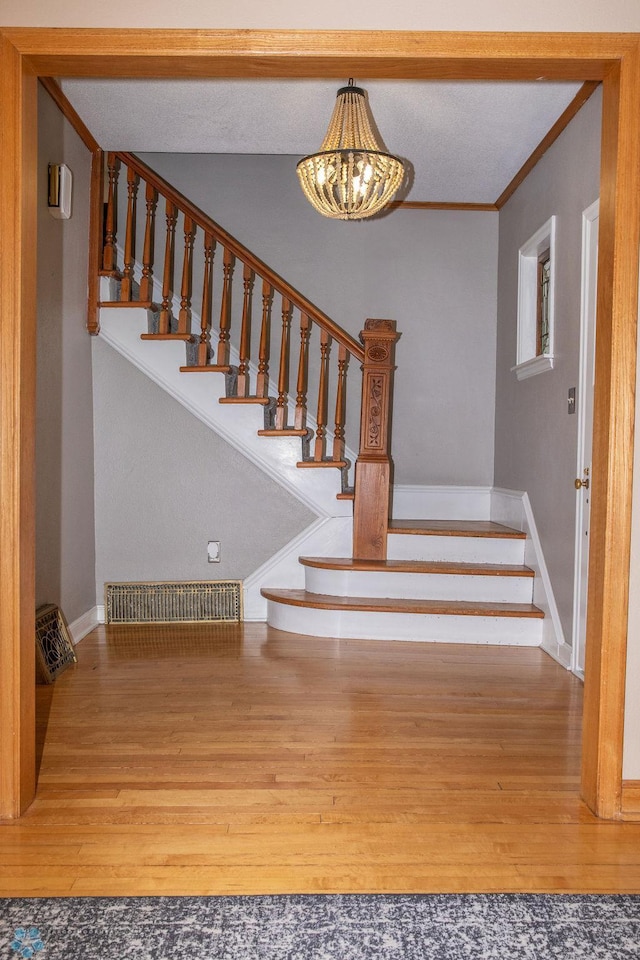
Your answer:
[512,215,556,381]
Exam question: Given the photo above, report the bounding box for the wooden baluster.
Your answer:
[198,232,215,366]
[352,319,400,561]
[102,152,120,272]
[138,181,158,302]
[178,215,196,334]
[332,343,348,461]
[275,297,292,430]
[256,279,272,398]
[295,313,311,430]
[314,329,331,461]
[217,247,234,366]
[120,165,139,301]
[159,200,177,334]
[237,263,254,396]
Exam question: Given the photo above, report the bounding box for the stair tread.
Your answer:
[219,396,271,405]
[258,429,310,437]
[179,365,233,373]
[388,519,526,539]
[100,300,158,309]
[299,557,534,577]
[261,589,544,618]
[141,332,194,342]
[297,460,348,469]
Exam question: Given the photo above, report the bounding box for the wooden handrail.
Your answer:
[115,151,365,363]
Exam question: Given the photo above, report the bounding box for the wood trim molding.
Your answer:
[620,781,640,820]
[0,28,639,820]
[581,50,640,819]
[1,29,636,79]
[390,201,498,212]
[495,81,600,209]
[0,37,38,819]
[39,76,100,153]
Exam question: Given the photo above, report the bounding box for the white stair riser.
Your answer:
[266,600,543,645]
[304,567,534,604]
[387,534,525,565]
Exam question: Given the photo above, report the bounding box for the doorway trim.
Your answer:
[1,29,639,820]
[572,199,600,680]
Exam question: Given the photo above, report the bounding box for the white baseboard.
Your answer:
[392,484,492,520]
[96,604,105,623]
[68,605,101,644]
[491,487,570,667]
[243,516,353,620]
[521,492,571,667]
[490,486,526,531]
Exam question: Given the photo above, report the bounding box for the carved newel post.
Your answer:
[353,318,400,561]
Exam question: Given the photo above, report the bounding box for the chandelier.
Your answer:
[296,80,405,221]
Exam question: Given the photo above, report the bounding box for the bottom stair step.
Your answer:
[261,589,544,645]
[261,589,543,618]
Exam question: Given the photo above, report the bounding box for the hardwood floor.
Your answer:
[2,622,640,895]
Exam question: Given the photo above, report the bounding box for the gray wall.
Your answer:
[494,86,602,644]
[92,338,314,591]
[140,153,499,486]
[36,86,97,624]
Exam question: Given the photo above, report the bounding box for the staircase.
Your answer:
[262,521,543,643]
[91,150,544,646]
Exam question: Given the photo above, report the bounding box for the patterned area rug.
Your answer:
[1,895,640,959]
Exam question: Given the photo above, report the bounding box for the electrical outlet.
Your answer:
[207,541,221,563]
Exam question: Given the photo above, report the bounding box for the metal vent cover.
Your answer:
[105,580,243,624]
[35,603,77,683]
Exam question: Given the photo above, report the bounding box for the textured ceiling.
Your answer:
[60,78,585,204]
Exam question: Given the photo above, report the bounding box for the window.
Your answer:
[513,216,556,380]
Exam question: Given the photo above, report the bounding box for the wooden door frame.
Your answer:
[1,29,639,820]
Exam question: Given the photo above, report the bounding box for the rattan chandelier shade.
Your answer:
[296,83,405,221]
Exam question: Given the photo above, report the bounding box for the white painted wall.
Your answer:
[3,0,640,30]
[493,86,602,649]
[92,337,314,591]
[141,153,499,486]
[36,85,97,623]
